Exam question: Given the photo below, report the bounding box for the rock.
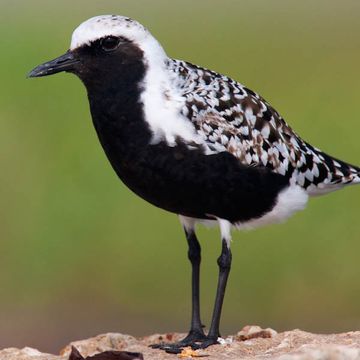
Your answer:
[68,346,143,360]
[236,324,278,341]
[1,327,360,360]
[0,347,59,360]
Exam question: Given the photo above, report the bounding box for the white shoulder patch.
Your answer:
[139,63,203,146]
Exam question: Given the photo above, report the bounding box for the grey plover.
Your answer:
[28,15,360,353]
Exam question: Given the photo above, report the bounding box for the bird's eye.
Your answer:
[101,36,120,52]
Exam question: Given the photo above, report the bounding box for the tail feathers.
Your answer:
[321,152,360,184]
[299,143,360,196]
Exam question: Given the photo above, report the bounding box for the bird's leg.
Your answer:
[193,235,232,350]
[150,226,206,353]
[151,219,232,353]
[181,228,206,341]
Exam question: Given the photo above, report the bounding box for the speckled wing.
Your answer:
[171,60,360,195]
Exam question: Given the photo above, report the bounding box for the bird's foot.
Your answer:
[150,331,218,354]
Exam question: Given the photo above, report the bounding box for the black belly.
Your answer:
[102,140,289,223]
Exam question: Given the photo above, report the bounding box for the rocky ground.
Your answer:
[1,326,360,360]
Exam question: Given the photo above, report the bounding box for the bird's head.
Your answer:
[28,15,167,86]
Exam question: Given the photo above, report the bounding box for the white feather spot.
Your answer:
[240,126,249,136]
[245,152,253,165]
[305,169,314,182]
[261,152,268,166]
[261,124,270,138]
[312,164,319,177]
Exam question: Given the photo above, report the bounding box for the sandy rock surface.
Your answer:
[1,326,360,359]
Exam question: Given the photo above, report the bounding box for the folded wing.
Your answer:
[171,59,360,195]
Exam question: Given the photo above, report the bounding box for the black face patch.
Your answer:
[71,36,145,91]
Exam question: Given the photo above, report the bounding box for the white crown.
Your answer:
[70,15,162,57]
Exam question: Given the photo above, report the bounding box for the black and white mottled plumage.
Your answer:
[29,15,360,353]
[170,59,360,192]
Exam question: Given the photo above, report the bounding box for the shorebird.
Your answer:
[28,15,360,353]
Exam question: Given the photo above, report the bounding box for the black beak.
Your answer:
[28,51,80,78]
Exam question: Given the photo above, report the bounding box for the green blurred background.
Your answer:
[1,0,360,353]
